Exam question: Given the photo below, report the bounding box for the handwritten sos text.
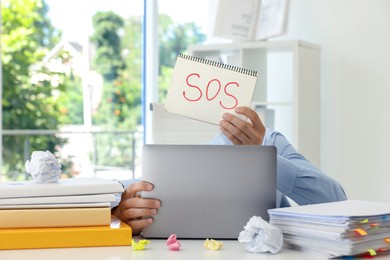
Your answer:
[182,73,240,110]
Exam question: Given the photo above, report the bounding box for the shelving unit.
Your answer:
[188,40,321,166]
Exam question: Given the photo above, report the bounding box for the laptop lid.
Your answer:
[141,144,276,239]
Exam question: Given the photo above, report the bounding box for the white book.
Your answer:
[0,202,111,209]
[0,193,116,205]
[0,177,124,199]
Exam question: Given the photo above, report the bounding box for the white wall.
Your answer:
[277,0,390,202]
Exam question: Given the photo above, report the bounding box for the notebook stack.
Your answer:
[0,177,132,250]
[268,200,390,258]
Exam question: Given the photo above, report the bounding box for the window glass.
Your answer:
[156,0,212,102]
[1,0,223,181]
[1,0,144,180]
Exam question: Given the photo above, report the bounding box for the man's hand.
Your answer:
[219,106,266,145]
[111,181,161,235]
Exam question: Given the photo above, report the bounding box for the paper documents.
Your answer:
[268,200,390,258]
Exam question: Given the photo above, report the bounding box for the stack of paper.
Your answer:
[0,177,132,249]
[268,200,390,258]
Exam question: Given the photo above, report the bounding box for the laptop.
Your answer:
[141,144,277,239]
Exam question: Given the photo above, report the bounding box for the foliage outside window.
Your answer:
[1,0,207,180]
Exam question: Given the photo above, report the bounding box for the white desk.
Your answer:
[1,239,387,260]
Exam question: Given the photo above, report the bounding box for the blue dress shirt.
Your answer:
[117,129,347,209]
[209,129,347,207]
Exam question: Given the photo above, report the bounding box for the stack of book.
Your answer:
[0,177,132,250]
[268,200,390,258]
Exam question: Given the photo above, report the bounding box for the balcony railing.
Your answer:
[1,128,143,181]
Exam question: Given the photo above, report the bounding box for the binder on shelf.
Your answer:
[213,0,289,41]
[165,54,258,125]
[0,216,132,250]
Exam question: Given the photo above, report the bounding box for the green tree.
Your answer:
[70,10,206,171]
[91,11,124,127]
[157,14,206,102]
[90,12,206,129]
[1,0,71,180]
[56,71,83,125]
[90,11,125,82]
[90,12,141,169]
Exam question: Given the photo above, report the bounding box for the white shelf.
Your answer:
[188,40,321,166]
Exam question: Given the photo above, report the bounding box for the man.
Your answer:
[112,107,347,235]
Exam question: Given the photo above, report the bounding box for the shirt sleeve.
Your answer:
[209,130,348,205]
[264,130,347,205]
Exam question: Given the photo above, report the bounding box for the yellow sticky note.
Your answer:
[354,228,367,236]
[367,249,377,256]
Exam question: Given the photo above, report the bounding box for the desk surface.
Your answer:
[1,239,388,260]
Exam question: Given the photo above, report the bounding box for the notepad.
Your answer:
[165,54,258,125]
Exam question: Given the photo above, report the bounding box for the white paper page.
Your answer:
[165,55,258,125]
[255,0,289,40]
[268,200,390,219]
[213,0,260,41]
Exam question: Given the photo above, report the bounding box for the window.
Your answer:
[1,0,217,181]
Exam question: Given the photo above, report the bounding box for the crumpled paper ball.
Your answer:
[132,239,150,250]
[166,234,181,251]
[238,216,283,254]
[25,150,61,183]
[204,238,223,250]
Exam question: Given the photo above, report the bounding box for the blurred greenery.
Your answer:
[1,0,75,180]
[1,1,206,179]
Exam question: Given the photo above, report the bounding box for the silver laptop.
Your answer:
[141,144,276,239]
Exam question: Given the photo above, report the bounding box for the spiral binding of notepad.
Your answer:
[178,53,258,77]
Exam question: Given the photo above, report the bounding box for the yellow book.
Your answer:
[0,207,111,228]
[0,216,132,250]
